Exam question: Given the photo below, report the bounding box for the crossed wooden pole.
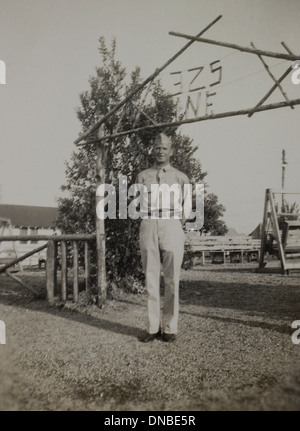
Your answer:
[76,32,300,146]
[74,15,223,145]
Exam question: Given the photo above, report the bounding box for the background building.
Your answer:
[0,204,58,267]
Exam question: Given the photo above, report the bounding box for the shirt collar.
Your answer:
[153,163,172,172]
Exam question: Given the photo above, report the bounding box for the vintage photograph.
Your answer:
[0,0,300,413]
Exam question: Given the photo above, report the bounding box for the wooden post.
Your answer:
[269,190,286,271]
[96,118,107,307]
[248,66,292,117]
[201,251,205,266]
[84,241,91,303]
[168,31,300,61]
[61,241,67,301]
[282,149,287,212]
[259,190,269,268]
[73,241,79,303]
[250,42,293,109]
[46,240,57,303]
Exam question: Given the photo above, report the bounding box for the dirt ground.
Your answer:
[0,263,300,411]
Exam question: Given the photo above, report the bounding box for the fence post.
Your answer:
[46,240,57,303]
[201,252,205,266]
[61,241,67,301]
[73,241,79,303]
[96,118,107,307]
[84,241,91,303]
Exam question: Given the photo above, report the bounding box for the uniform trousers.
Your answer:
[139,218,185,334]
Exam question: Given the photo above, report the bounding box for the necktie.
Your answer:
[157,168,165,211]
[157,168,165,184]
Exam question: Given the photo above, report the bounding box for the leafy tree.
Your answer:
[57,37,227,291]
[202,194,228,235]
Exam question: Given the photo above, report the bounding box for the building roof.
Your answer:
[249,223,262,239]
[0,204,58,228]
[226,227,246,237]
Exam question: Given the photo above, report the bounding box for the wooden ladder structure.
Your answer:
[258,188,300,274]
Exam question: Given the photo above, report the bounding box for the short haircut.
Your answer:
[153,133,172,146]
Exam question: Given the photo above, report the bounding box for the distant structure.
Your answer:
[249,224,262,240]
[0,204,58,267]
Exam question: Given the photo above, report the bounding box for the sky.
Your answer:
[0,0,300,233]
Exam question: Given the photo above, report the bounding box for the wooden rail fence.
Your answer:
[0,234,95,303]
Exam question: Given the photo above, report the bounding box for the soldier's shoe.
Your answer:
[138,331,160,343]
[162,333,176,343]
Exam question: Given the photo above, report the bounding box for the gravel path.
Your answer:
[0,264,300,411]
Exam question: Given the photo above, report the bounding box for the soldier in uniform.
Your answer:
[136,133,191,343]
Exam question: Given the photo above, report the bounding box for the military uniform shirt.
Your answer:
[136,163,192,219]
